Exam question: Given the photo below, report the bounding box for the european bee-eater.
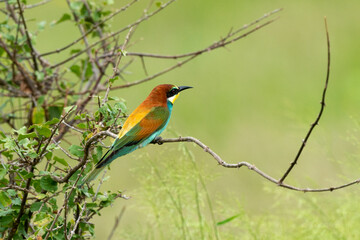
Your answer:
[82,84,192,184]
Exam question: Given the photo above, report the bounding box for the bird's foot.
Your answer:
[153,136,163,145]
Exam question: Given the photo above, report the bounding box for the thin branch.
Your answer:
[51,130,116,183]
[16,0,38,71]
[152,137,360,193]
[39,0,139,58]
[68,204,86,240]
[107,206,126,240]
[49,0,176,69]
[52,139,79,161]
[25,0,51,9]
[278,17,331,183]
[0,38,39,95]
[36,106,76,164]
[100,8,283,60]
[6,171,33,240]
[92,169,107,201]
[0,185,36,195]
[103,27,133,104]
[85,192,130,221]
[62,121,84,133]
[111,16,279,90]
[44,166,85,240]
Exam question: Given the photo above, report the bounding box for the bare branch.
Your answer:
[25,0,51,9]
[103,27,134,104]
[39,0,139,58]
[49,0,175,69]
[152,136,360,193]
[68,204,86,240]
[0,185,36,196]
[51,130,116,183]
[44,166,85,240]
[16,0,38,71]
[110,16,279,90]
[107,206,126,240]
[100,8,283,60]
[278,17,331,183]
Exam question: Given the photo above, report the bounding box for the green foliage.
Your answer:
[0,0,132,238]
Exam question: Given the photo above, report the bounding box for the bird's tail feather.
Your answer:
[80,166,106,186]
[79,148,113,186]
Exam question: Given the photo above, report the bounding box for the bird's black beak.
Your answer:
[178,86,193,92]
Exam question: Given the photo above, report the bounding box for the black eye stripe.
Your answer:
[166,88,179,98]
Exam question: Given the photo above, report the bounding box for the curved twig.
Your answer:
[278,17,331,183]
[51,130,116,183]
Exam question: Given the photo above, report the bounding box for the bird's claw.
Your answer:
[153,136,163,145]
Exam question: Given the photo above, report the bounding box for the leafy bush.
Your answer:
[0,0,280,239]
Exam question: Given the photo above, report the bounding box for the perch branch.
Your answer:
[152,137,360,193]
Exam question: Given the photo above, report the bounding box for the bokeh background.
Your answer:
[18,0,360,238]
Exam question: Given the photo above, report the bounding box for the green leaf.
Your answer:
[70,49,81,54]
[35,125,52,138]
[30,202,43,212]
[118,49,127,56]
[86,202,97,209]
[45,118,59,126]
[48,106,63,120]
[56,13,71,25]
[0,209,15,217]
[156,1,163,7]
[54,156,68,166]
[7,189,17,197]
[40,175,58,192]
[95,146,102,162]
[76,122,87,129]
[35,71,45,81]
[70,1,83,11]
[14,126,27,135]
[0,215,13,227]
[4,138,16,150]
[109,76,118,84]
[216,214,241,226]
[37,21,47,30]
[33,213,52,227]
[108,96,119,101]
[69,145,84,158]
[70,64,81,78]
[32,107,45,124]
[64,105,77,114]
[19,170,34,180]
[18,132,37,141]
[0,191,12,207]
[0,166,7,180]
[114,101,127,113]
[84,61,93,79]
[45,152,52,161]
[104,0,114,5]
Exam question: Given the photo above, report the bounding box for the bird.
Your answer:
[82,84,192,184]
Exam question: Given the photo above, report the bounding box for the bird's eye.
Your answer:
[167,88,179,98]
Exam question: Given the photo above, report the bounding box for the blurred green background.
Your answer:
[20,0,360,238]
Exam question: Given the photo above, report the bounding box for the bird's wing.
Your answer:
[95,106,170,169]
[113,105,170,149]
